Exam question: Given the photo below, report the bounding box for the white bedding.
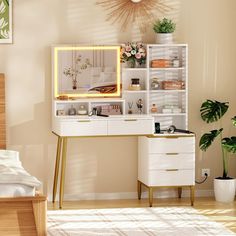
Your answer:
[0,183,35,197]
[0,150,41,197]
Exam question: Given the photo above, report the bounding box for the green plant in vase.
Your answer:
[153,18,176,44]
[199,99,236,202]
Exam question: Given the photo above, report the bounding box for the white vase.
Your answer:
[155,33,173,44]
[214,178,236,203]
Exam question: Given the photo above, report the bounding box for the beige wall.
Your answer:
[0,0,236,199]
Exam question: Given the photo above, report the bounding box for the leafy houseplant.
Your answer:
[153,18,176,34]
[153,18,176,44]
[199,100,236,178]
[199,99,236,202]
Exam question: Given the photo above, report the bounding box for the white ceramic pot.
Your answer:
[155,33,173,44]
[214,178,236,203]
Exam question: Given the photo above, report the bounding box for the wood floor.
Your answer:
[49,197,236,233]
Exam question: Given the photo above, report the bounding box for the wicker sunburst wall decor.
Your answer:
[96,0,170,33]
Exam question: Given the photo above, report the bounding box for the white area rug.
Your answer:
[47,207,235,236]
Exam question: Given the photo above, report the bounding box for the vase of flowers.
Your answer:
[63,55,91,90]
[120,42,146,68]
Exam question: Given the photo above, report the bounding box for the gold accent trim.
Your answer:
[165,153,179,155]
[52,136,62,203]
[124,119,138,122]
[137,180,195,207]
[77,120,91,123]
[59,137,67,209]
[166,169,179,171]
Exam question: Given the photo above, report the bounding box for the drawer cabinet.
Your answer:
[107,118,154,135]
[138,135,195,206]
[53,119,108,136]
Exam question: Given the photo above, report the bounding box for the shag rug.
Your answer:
[47,207,235,236]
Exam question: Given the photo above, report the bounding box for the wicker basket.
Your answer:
[162,80,184,90]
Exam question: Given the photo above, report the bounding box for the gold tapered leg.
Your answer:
[149,187,153,207]
[137,180,142,200]
[190,186,195,206]
[178,187,182,198]
[52,136,62,203]
[59,137,67,209]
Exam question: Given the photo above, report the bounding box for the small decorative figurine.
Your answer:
[136,99,143,114]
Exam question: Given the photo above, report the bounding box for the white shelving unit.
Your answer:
[122,44,188,131]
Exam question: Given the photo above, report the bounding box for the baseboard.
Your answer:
[48,189,214,201]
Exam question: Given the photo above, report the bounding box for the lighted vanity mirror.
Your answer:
[53,45,121,98]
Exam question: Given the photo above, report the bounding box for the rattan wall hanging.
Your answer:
[96,0,170,33]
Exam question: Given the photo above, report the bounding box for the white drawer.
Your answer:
[148,137,195,153]
[148,153,194,170]
[108,118,154,135]
[59,120,107,136]
[142,169,195,186]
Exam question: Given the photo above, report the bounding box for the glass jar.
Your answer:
[172,57,180,68]
[151,78,160,90]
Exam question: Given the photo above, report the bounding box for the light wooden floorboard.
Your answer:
[48,197,236,233]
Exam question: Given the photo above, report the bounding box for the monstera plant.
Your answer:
[199,99,236,202]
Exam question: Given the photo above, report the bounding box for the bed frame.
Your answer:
[0,74,47,236]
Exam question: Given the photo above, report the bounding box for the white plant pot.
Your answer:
[155,33,173,44]
[214,178,236,203]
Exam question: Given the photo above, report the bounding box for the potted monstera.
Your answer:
[199,100,236,202]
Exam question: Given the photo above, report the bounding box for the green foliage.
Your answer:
[232,116,236,127]
[199,129,223,151]
[200,100,229,123]
[222,137,236,153]
[153,18,176,33]
[199,99,236,178]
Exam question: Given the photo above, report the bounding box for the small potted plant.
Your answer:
[199,99,236,202]
[153,18,176,44]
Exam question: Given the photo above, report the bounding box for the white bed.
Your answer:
[0,73,46,236]
[0,183,35,197]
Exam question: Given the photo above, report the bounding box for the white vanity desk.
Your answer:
[52,114,154,208]
[51,44,195,208]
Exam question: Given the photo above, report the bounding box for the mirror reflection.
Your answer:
[54,46,121,98]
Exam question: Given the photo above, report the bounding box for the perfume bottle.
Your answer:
[150,104,158,113]
[68,105,76,115]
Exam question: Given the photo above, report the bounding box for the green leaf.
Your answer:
[222,137,236,154]
[232,116,236,127]
[199,129,223,151]
[200,100,229,123]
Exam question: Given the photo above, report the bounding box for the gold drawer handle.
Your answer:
[124,119,137,122]
[166,153,179,155]
[77,120,91,123]
[166,169,179,172]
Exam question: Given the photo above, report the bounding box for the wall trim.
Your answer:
[49,189,214,202]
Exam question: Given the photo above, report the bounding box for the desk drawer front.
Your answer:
[147,169,195,186]
[148,153,194,170]
[60,120,107,136]
[108,119,154,135]
[148,137,195,153]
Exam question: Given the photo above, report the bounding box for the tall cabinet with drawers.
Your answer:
[132,44,195,206]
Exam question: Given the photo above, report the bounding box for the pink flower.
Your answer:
[135,53,141,59]
[125,46,132,52]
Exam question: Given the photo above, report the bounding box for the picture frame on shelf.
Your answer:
[0,0,13,44]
